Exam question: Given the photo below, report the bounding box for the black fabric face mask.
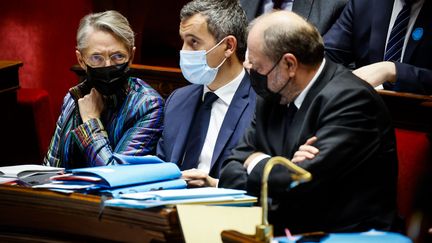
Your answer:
[249,69,281,103]
[86,62,130,95]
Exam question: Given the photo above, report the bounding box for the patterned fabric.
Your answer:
[44,77,164,169]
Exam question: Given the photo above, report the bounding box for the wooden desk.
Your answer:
[377,90,432,132]
[0,60,22,116]
[0,185,183,242]
[0,60,22,94]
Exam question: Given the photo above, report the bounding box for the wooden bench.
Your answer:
[377,90,432,221]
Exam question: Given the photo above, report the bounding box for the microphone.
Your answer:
[221,156,312,243]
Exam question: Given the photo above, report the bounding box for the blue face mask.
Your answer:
[179,38,227,85]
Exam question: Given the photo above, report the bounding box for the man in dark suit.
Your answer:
[219,11,398,235]
[156,0,256,187]
[240,0,347,35]
[324,0,432,94]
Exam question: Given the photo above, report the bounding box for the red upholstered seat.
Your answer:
[0,88,54,165]
[395,128,431,219]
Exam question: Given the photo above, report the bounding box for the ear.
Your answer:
[282,53,298,77]
[129,47,136,66]
[224,35,237,58]
[76,50,87,71]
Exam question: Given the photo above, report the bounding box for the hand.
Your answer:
[352,61,396,87]
[291,136,319,163]
[78,88,104,123]
[181,169,218,187]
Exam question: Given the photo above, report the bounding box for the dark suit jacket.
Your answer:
[219,60,398,234]
[324,0,432,94]
[156,72,256,178]
[240,0,348,35]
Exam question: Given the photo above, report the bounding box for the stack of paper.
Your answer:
[0,164,64,178]
[105,187,257,209]
[0,164,64,186]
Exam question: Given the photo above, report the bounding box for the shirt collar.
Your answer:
[203,69,245,105]
[293,58,326,109]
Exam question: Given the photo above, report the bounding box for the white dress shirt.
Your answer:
[196,69,246,173]
[262,0,294,13]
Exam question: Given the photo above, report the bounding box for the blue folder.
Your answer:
[275,230,412,243]
[112,154,165,164]
[43,162,187,195]
[69,162,181,189]
[107,179,187,197]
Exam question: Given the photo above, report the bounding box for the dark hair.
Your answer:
[180,0,247,61]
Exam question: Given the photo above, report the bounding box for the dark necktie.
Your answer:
[181,92,219,170]
[384,1,412,62]
[272,0,293,10]
[272,0,284,9]
[282,103,298,147]
[286,103,298,127]
[383,1,412,89]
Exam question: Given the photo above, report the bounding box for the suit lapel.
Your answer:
[284,60,338,156]
[170,86,203,163]
[210,75,251,169]
[240,0,262,21]
[292,0,313,20]
[403,0,430,62]
[370,0,394,62]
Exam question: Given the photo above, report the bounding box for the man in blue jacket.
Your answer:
[156,0,256,187]
[324,0,432,94]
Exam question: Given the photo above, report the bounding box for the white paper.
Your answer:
[0,164,63,178]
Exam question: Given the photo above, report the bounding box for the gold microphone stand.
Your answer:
[221,156,312,243]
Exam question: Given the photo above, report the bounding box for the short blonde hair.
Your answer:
[76,10,135,53]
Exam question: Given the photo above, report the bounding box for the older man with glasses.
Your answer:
[44,10,164,169]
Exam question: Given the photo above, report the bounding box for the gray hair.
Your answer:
[76,10,135,53]
[180,0,247,62]
[250,12,324,65]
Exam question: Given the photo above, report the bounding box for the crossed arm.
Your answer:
[182,136,320,188]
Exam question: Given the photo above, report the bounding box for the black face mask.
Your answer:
[86,62,130,96]
[249,69,281,103]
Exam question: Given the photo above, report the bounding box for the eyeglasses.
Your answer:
[84,53,129,67]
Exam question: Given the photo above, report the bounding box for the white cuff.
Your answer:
[375,84,384,90]
[247,154,271,174]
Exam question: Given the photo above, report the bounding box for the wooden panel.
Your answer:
[71,64,188,98]
[92,0,190,67]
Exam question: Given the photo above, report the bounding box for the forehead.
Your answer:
[84,29,128,54]
[247,27,266,66]
[179,13,215,41]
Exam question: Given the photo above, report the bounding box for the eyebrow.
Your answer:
[248,57,258,69]
[180,33,203,42]
[86,50,128,57]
